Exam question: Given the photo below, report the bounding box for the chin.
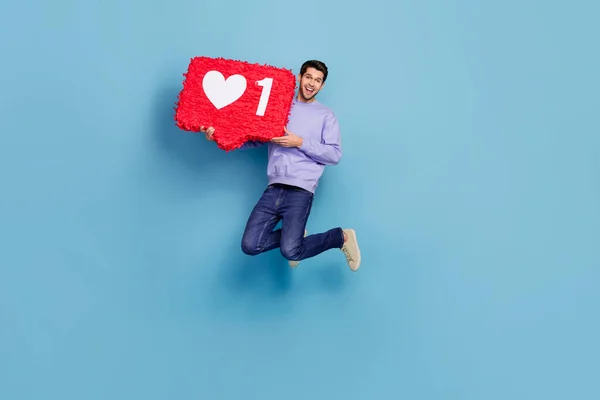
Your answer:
[302,91,316,100]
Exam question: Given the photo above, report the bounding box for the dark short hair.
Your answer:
[300,60,328,82]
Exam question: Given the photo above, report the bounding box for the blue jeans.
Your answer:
[241,184,344,261]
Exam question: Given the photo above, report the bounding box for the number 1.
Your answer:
[256,78,273,116]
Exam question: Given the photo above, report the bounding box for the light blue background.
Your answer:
[1,1,598,399]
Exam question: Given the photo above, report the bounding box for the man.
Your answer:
[201,60,361,271]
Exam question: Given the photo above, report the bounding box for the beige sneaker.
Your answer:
[289,229,308,268]
[341,229,361,271]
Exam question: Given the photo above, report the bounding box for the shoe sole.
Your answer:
[345,229,361,271]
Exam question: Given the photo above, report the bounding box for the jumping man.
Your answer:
[202,60,361,271]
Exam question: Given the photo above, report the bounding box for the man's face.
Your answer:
[297,67,325,102]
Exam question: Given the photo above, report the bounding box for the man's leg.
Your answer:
[278,187,345,262]
[240,186,282,256]
[241,185,362,271]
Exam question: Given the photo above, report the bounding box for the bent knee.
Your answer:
[241,239,261,256]
[281,244,302,261]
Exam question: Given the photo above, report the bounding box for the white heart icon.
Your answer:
[202,70,247,109]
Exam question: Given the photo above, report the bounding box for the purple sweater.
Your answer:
[240,98,342,193]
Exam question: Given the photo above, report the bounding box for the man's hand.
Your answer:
[200,126,215,141]
[271,127,303,148]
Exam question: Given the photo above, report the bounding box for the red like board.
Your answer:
[175,57,297,151]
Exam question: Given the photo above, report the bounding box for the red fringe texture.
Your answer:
[175,56,296,151]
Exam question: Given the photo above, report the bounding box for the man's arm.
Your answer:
[298,113,342,165]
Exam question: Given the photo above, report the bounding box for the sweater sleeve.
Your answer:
[298,113,342,165]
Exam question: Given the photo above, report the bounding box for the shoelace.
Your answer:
[342,245,354,262]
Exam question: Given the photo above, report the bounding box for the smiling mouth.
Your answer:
[304,86,314,94]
